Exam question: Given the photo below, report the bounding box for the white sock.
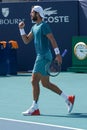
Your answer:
[60,92,68,101]
[32,100,38,110]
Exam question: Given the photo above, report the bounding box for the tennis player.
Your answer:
[19,5,75,116]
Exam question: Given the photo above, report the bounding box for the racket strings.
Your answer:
[45,49,67,77]
[49,60,61,72]
[46,60,61,77]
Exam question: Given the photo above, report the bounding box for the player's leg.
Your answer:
[41,75,75,113]
[31,73,41,102]
[22,72,41,116]
[41,75,62,94]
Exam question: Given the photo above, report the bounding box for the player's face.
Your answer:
[30,9,38,21]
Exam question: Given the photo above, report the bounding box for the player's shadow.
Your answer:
[67,113,87,118]
[41,113,87,118]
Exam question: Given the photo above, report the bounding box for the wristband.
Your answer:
[19,28,26,35]
[54,48,60,55]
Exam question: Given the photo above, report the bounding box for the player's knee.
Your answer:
[31,73,41,86]
[31,79,36,86]
[41,80,49,88]
[31,77,40,86]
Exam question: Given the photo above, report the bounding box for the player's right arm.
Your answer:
[19,21,33,44]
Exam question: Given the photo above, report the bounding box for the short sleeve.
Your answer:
[42,23,52,35]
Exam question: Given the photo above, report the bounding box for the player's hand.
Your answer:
[19,21,25,29]
[55,54,62,65]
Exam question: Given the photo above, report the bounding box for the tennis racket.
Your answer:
[45,49,67,77]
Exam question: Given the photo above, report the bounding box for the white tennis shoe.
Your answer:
[67,95,75,113]
[22,106,40,116]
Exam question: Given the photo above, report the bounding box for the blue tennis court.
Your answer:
[0,72,87,130]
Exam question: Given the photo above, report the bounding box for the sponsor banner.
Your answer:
[0,2,78,71]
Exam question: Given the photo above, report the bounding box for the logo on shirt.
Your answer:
[43,7,70,23]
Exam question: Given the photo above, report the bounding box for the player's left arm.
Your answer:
[46,33,62,64]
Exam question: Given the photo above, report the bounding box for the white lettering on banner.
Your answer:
[44,16,69,23]
[0,18,25,25]
[43,7,70,23]
[0,7,25,25]
[0,7,70,25]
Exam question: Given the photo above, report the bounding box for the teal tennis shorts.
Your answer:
[32,51,52,76]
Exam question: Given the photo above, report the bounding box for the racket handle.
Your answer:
[61,49,67,57]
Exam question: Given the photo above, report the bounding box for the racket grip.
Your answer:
[61,49,67,57]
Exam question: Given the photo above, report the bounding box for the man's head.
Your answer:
[30,5,44,21]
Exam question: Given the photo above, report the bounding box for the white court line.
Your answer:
[0,117,84,130]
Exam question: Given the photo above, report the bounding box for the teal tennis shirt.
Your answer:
[31,21,52,55]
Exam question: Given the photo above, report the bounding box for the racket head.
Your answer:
[45,60,61,77]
